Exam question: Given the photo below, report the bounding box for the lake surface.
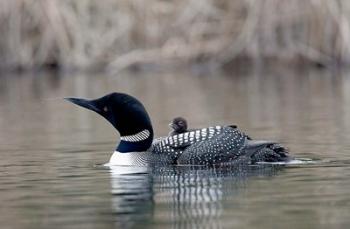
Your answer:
[1,67,350,229]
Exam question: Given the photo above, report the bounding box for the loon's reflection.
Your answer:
[109,165,282,228]
[109,166,154,228]
[156,167,224,229]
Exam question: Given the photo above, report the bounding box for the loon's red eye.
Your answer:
[103,106,108,112]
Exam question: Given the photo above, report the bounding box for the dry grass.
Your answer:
[1,0,350,71]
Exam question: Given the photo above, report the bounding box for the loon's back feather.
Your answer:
[153,126,223,150]
[176,126,246,165]
[151,125,289,166]
[148,126,224,165]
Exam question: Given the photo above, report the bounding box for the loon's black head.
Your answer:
[66,92,154,152]
[169,117,188,134]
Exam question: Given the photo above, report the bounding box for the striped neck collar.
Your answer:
[116,129,153,153]
[120,129,151,142]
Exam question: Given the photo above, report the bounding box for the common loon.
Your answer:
[66,92,291,166]
[169,117,188,136]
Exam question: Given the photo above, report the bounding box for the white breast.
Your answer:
[107,151,150,166]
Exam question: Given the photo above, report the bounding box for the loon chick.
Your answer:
[66,92,292,166]
[169,117,188,136]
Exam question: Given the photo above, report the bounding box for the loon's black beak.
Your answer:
[65,97,102,114]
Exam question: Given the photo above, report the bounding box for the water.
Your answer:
[1,67,350,229]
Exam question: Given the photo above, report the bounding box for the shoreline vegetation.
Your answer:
[1,0,350,72]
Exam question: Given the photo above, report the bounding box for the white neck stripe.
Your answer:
[120,129,150,142]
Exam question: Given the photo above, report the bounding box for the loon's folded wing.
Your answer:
[176,128,290,165]
[176,127,247,165]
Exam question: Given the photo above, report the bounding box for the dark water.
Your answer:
[1,67,350,229]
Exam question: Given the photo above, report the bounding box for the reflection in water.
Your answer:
[167,169,223,229]
[109,165,282,229]
[154,167,224,229]
[109,166,154,228]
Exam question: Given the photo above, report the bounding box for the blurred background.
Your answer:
[2,1,350,229]
[1,0,350,72]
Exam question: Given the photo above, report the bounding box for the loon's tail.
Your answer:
[245,140,291,163]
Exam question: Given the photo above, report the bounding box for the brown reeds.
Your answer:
[0,0,349,71]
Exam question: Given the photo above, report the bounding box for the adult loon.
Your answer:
[169,117,188,136]
[66,92,291,166]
